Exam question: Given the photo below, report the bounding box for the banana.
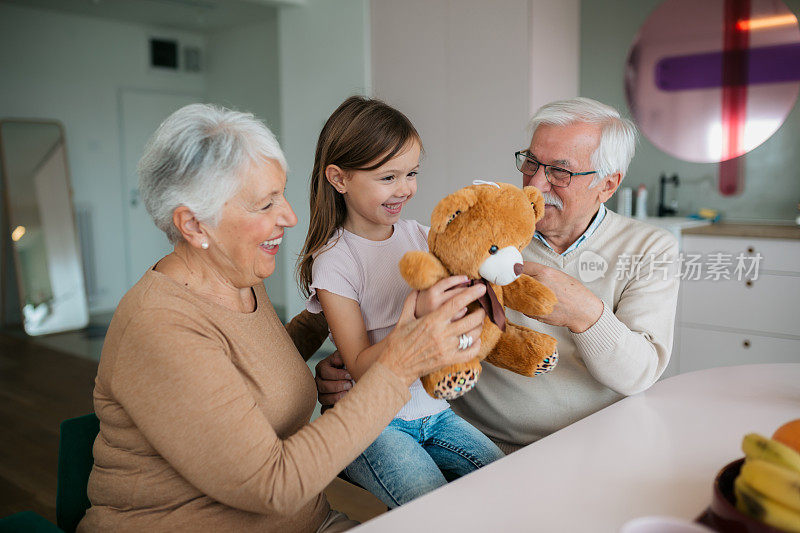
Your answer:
[742,433,800,474]
[740,458,800,512]
[735,475,800,532]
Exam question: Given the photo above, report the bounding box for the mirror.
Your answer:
[625,0,800,195]
[0,120,89,335]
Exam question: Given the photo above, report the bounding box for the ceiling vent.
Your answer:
[150,38,179,70]
[149,38,202,73]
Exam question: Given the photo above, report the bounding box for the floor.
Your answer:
[0,323,386,525]
[0,332,96,522]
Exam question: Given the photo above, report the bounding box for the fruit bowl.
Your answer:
[696,458,785,533]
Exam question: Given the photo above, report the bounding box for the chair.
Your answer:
[0,511,61,532]
[56,414,99,533]
[54,412,374,528]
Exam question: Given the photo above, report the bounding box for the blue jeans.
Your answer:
[344,408,504,508]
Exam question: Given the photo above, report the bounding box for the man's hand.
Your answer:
[315,351,352,412]
[522,262,604,333]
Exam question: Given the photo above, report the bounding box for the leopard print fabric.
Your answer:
[533,348,558,376]
[432,366,481,400]
[432,348,558,399]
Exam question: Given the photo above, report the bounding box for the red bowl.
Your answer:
[696,458,785,533]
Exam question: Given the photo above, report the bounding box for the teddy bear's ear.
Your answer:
[524,186,546,223]
[430,187,479,233]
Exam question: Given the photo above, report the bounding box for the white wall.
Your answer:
[277,0,371,319]
[206,15,282,135]
[529,0,580,113]
[0,3,206,312]
[370,0,580,225]
[371,0,531,223]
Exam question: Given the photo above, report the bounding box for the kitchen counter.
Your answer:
[683,222,800,240]
[642,216,711,246]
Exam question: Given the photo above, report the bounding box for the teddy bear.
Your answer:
[399,180,559,400]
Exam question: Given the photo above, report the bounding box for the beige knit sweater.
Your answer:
[452,210,680,450]
[79,269,410,532]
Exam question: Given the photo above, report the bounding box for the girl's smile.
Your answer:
[382,200,405,215]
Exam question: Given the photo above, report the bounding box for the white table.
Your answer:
[353,364,800,532]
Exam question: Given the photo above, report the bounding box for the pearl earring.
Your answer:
[201,242,209,250]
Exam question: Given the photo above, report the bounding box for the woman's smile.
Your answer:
[259,233,283,255]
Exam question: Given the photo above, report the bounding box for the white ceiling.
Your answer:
[0,0,305,32]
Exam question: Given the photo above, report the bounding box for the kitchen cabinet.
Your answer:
[674,232,800,374]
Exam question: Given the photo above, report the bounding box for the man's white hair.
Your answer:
[528,97,637,188]
[138,103,287,244]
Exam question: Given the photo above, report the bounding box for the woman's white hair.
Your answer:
[528,97,638,188]
[138,103,287,244]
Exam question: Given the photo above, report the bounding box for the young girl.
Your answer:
[297,96,504,508]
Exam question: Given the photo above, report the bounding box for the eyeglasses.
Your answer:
[515,150,597,188]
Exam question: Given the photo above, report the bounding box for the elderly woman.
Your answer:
[78,104,486,532]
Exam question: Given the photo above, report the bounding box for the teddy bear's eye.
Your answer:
[489,245,499,255]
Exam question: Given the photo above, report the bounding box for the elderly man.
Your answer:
[317,97,679,453]
[448,97,680,453]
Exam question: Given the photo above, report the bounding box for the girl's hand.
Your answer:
[414,275,470,319]
[380,284,486,387]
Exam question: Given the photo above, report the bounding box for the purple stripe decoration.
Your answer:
[655,42,800,91]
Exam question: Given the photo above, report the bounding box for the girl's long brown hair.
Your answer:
[296,96,422,297]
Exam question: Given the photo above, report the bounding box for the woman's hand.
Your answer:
[414,275,470,318]
[378,284,486,387]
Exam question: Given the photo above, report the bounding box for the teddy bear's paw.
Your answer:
[433,367,481,400]
[533,349,558,376]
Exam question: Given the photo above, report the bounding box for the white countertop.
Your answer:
[643,216,713,231]
[641,216,712,246]
[352,364,800,533]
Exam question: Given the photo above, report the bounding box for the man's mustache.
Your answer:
[542,192,563,210]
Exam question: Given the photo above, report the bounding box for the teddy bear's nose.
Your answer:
[489,245,499,255]
[514,263,523,276]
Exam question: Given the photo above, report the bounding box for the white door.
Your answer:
[120,90,201,287]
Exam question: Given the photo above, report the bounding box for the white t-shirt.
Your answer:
[307,219,450,421]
